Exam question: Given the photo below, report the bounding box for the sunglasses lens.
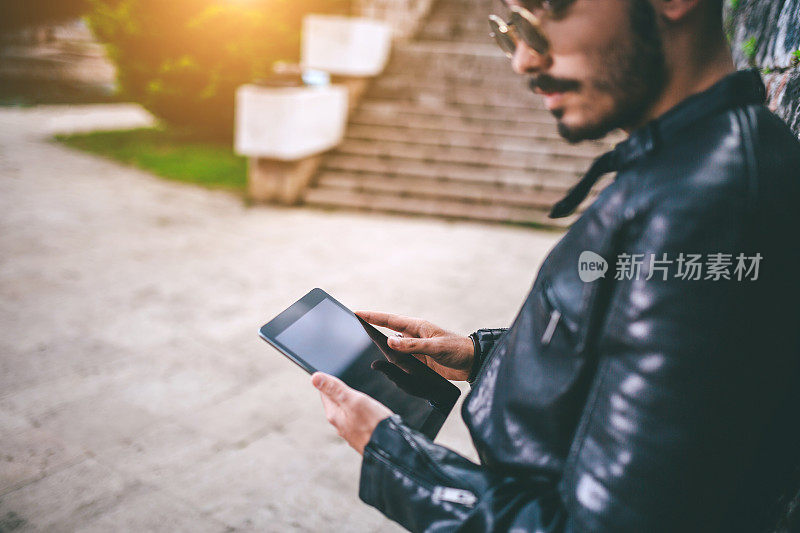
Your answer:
[510,11,549,54]
[488,17,516,58]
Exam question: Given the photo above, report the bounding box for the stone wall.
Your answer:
[726,0,800,138]
[355,0,434,40]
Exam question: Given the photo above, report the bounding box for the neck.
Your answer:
[626,32,736,133]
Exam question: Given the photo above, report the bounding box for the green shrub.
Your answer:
[87,0,350,139]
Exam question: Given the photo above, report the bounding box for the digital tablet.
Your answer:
[259,288,461,440]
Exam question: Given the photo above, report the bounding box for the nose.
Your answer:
[511,41,551,75]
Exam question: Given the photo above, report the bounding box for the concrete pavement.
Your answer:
[0,104,563,532]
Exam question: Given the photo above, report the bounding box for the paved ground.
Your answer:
[0,104,563,532]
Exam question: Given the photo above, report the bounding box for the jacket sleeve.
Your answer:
[358,195,792,532]
[359,414,567,532]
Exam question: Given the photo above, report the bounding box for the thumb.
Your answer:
[311,372,348,403]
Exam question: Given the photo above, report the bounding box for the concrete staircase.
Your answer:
[0,20,116,90]
[304,0,616,226]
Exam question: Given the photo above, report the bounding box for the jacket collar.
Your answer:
[548,69,766,219]
[613,68,767,170]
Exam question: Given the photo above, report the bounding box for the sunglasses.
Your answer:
[488,2,572,58]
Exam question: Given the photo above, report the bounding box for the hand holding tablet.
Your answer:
[259,289,463,440]
[356,311,476,382]
[310,371,392,455]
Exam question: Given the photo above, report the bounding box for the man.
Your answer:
[311,0,800,530]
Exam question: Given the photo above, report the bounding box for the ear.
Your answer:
[651,0,702,22]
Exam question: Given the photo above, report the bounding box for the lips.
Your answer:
[528,76,580,110]
[540,92,564,110]
[532,86,566,110]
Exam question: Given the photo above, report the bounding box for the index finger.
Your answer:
[355,310,425,337]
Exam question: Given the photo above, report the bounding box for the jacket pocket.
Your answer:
[538,280,581,357]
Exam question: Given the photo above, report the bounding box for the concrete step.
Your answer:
[419,15,493,32]
[377,66,519,93]
[321,153,584,191]
[356,99,553,125]
[303,186,575,227]
[369,76,533,102]
[364,91,553,114]
[353,102,624,146]
[376,71,523,91]
[349,111,565,141]
[430,0,500,11]
[336,138,594,173]
[416,9,497,36]
[386,42,510,75]
[426,3,498,18]
[394,40,504,56]
[366,81,543,109]
[420,19,490,41]
[315,171,567,208]
[344,124,604,159]
[415,34,497,46]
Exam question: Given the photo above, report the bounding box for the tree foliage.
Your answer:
[87,0,350,138]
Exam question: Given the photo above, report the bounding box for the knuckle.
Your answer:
[325,381,339,396]
[343,391,360,406]
[334,385,348,401]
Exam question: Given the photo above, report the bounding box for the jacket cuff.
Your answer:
[358,414,486,531]
[358,414,398,508]
[467,328,508,385]
[359,414,443,505]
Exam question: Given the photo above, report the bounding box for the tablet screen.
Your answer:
[260,289,461,439]
[276,298,373,376]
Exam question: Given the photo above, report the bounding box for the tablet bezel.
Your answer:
[259,287,333,374]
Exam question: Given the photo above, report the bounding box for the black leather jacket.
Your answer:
[358,69,800,532]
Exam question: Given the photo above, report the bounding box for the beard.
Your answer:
[537,0,668,143]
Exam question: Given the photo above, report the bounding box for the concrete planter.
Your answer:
[301,15,391,77]
[234,84,348,161]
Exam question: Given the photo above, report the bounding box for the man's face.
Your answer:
[503,0,666,142]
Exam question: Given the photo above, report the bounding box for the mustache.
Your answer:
[528,75,581,93]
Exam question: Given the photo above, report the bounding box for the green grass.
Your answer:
[55,128,247,191]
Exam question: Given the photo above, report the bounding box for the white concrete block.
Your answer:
[234,84,348,161]
[302,15,392,76]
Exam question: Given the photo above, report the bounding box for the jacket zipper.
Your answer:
[541,308,561,346]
